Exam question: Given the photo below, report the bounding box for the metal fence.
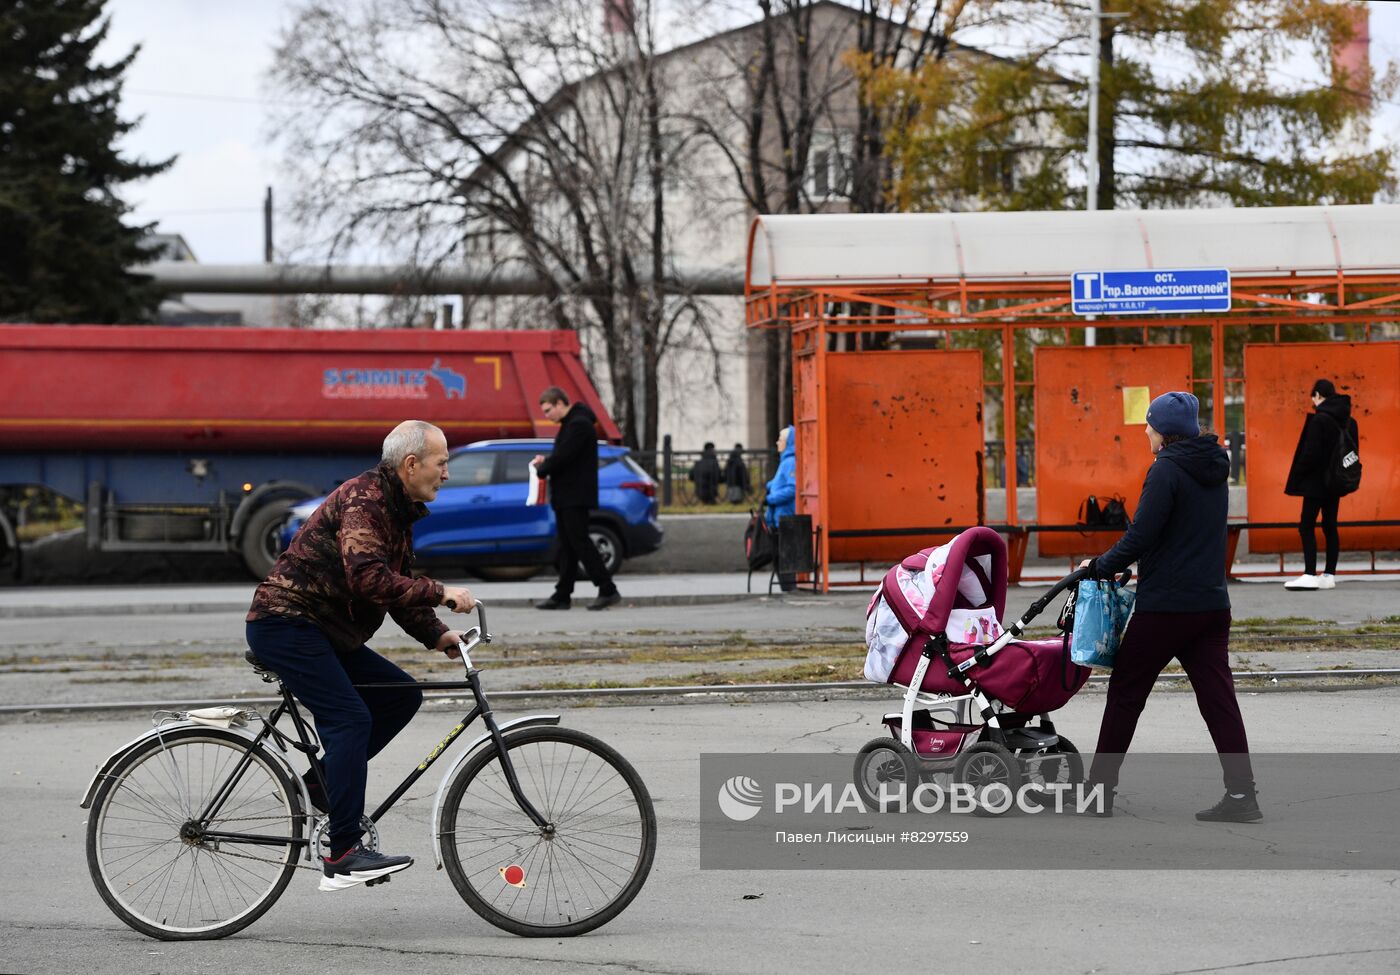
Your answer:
[631,440,777,507]
[641,436,1245,504]
[983,440,1036,488]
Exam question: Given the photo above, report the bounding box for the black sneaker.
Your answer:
[319,842,414,891]
[588,592,622,611]
[535,596,571,610]
[1196,791,1262,823]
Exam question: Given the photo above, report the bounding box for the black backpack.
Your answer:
[1078,494,1131,529]
[744,508,775,570]
[1323,415,1362,496]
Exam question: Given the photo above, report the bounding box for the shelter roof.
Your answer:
[746,205,1400,286]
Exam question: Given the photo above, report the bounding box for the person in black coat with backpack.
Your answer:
[1283,379,1359,592]
[531,387,621,611]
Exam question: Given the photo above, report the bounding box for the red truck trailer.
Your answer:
[0,325,620,577]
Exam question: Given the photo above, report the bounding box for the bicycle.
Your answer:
[81,601,657,940]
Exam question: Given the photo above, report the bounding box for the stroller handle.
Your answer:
[1019,565,1133,627]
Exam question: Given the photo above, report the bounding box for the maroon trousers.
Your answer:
[1089,608,1255,795]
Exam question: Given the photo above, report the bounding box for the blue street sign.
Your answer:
[1071,267,1231,316]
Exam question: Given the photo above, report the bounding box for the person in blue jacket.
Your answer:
[1080,392,1259,823]
[764,425,797,591]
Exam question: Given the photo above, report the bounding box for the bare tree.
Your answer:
[681,1,968,441]
[270,0,718,449]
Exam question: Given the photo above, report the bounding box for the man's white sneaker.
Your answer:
[1284,574,1319,591]
[1317,574,1336,590]
[319,842,413,891]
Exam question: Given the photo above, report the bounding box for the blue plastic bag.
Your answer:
[1069,579,1136,669]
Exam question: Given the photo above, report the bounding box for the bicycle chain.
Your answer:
[189,812,383,871]
[183,812,325,872]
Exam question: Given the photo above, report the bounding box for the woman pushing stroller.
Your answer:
[1079,391,1261,823]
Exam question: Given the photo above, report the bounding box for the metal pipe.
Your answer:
[138,261,745,296]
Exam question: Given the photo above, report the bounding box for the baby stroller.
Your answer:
[855,526,1116,814]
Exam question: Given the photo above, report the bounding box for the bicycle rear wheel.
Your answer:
[439,726,656,937]
[86,727,303,940]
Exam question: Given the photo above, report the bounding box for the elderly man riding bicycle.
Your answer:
[245,419,477,890]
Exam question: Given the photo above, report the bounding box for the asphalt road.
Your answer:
[3,575,1399,974]
[4,691,1400,975]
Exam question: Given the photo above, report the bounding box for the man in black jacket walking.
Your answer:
[531,387,622,611]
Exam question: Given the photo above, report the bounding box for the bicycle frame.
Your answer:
[193,601,558,857]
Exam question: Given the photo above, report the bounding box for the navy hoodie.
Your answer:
[1094,435,1231,613]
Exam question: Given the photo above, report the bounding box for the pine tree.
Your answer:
[0,0,173,323]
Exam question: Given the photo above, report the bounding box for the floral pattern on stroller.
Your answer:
[856,527,1094,814]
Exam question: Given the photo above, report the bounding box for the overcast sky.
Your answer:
[99,0,1400,267]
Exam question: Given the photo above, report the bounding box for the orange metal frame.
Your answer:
[1033,345,1193,558]
[745,249,1400,591]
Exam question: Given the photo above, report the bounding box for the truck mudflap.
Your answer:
[78,716,310,826]
[429,714,562,868]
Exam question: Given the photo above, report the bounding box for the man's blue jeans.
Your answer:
[245,617,422,856]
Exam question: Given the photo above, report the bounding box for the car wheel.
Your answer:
[474,565,544,581]
[586,524,624,575]
[240,499,298,580]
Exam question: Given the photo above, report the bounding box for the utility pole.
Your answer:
[1084,0,1101,346]
[263,187,274,264]
[1083,0,1124,347]
[1087,0,1101,215]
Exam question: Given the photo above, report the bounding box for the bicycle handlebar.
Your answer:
[444,598,490,641]
[442,599,490,671]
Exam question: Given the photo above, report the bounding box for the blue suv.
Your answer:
[281,440,662,576]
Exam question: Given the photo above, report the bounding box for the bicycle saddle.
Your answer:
[244,649,277,681]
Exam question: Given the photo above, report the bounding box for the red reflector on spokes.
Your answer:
[500,864,527,888]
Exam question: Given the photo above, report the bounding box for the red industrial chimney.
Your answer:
[1331,2,1371,108]
[604,0,635,34]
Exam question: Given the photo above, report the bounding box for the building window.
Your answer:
[976,146,1018,195]
[807,132,852,200]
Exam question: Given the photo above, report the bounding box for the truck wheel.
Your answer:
[586,524,624,576]
[240,499,296,579]
[0,509,18,580]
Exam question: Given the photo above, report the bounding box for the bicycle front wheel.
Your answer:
[86,727,303,940]
[439,726,656,937]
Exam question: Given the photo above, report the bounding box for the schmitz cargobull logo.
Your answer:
[322,358,466,400]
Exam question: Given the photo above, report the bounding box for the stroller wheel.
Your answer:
[954,742,1024,817]
[1028,735,1083,788]
[853,738,919,813]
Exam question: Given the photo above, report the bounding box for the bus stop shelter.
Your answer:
[745,205,1400,590]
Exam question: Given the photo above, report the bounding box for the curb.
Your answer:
[0,591,771,620]
[4,669,1398,716]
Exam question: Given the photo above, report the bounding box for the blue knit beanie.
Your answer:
[1145,391,1200,437]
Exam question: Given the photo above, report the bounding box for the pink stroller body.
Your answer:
[856,527,1093,809]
